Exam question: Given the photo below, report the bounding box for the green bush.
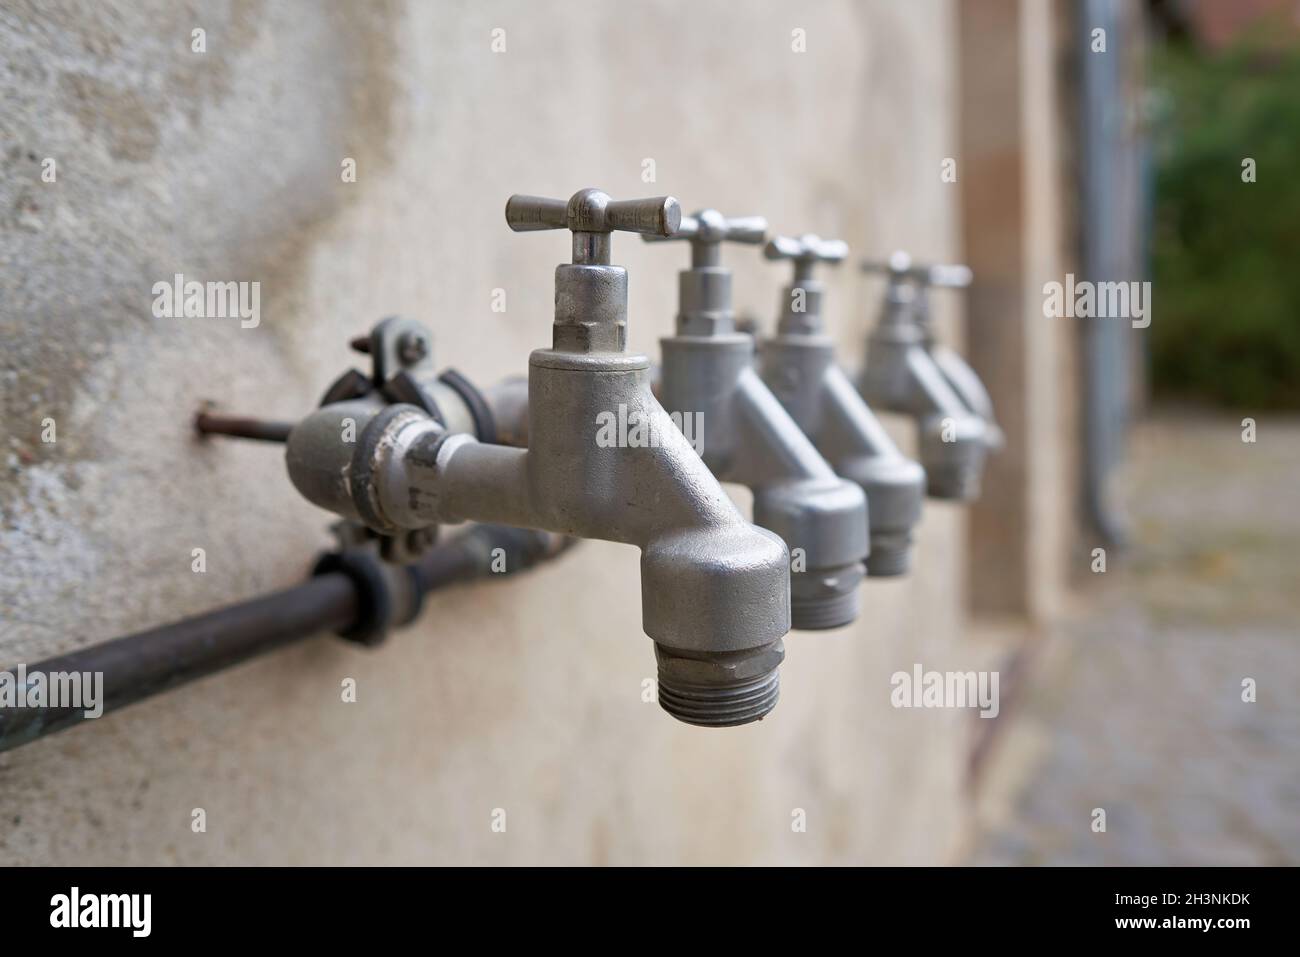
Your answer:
[1150,38,1300,409]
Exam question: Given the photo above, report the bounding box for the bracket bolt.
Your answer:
[398,331,429,365]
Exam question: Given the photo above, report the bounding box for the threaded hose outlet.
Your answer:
[866,531,914,577]
[654,641,784,727]
[926,463,982,501]
[789,561,865,630]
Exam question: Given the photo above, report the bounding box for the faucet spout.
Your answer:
[659,335,868,629]
[649,211,869,629]
[760,337,927,577]
[858,252,1000,499]
[859,284,991,500]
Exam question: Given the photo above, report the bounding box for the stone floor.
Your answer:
[970,408,1300,865]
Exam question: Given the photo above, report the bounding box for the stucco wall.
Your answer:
[0,0,976,865]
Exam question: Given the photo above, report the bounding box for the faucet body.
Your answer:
[760,336,926,577]
[286,190,791,727]
[858,255,992,501]
[757,234,927,575]
[649,211,868,628]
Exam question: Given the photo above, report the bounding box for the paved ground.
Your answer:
[971,409,1300,865]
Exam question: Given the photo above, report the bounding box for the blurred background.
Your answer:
[971,0,1300,865]
[0,0,1295,865]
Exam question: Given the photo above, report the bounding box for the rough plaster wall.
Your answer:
[0,0,972,865]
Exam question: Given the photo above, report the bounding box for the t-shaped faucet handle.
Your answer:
[506,188,681,265]
[765,233,849,283]
[506,188,682,353]
[861,250,973,334]
[764,233,849,334]
[645,210,767,336]
[644,209,767,267]
[861,250,972,289]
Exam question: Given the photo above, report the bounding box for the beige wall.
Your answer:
[957,0,1078,623]
[0,0,997,865]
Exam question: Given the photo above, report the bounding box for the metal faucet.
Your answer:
[284,189,792,727]
[646,211,869,629]
[862,251,1004,449]
[858,251,993,501]
[757,234,927,576]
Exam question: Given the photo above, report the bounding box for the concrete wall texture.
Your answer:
[0,0,1025,864]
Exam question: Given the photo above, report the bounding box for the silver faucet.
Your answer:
[865,252,1005,450]
[646,211,869,629]
[758,234,927,576]
[858,251,993,501]
[284,189,792,727]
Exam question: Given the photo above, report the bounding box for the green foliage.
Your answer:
[1149,38,1300,409]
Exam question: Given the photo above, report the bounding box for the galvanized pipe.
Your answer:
[0,526,569,753]
[0,575,357,752]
